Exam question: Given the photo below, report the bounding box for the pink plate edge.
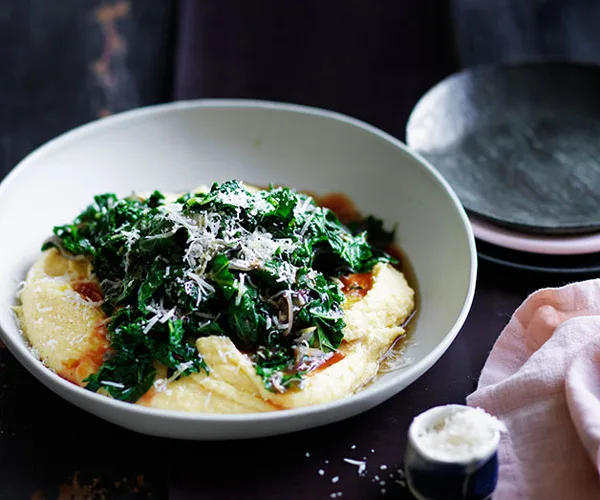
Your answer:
[470,215,600,255]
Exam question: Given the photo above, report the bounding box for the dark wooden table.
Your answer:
[0,260,582,500]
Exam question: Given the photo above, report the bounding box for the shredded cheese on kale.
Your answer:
[42,180,396,402]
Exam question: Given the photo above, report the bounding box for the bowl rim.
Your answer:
[0,98,478,424]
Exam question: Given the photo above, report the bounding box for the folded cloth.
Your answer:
[467,279,600,500]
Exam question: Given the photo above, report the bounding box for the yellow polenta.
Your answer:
[16,249,414,413]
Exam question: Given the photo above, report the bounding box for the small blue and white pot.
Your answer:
[405,404,501,500]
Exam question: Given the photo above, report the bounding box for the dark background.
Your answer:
[0,1,596,498]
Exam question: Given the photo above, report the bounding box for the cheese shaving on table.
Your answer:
[343,458,367,475]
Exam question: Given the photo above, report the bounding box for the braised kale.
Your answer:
[43,181,395,402]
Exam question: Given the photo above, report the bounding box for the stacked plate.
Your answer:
[406,61,600,274]
[467,215,600,274]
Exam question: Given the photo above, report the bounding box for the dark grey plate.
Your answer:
[476,239,600,275]
[406,61,600,236]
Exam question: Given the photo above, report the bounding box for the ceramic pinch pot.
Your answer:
[405,405,501,500]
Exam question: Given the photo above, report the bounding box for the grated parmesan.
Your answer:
[143,315,160,334]
[101,380,125,389]
[129,187,316,337]
[343,458,366,475]
[153,378,168,392]
[414,406,506,462]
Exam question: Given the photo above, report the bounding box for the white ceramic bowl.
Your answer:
[0,100,477,440]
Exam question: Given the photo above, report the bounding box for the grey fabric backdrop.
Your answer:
[453,0,600,66]
[174,0,459,141]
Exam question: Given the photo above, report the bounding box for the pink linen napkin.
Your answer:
[467,279,600,500]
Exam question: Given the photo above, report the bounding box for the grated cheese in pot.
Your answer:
[415,407,506,462]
